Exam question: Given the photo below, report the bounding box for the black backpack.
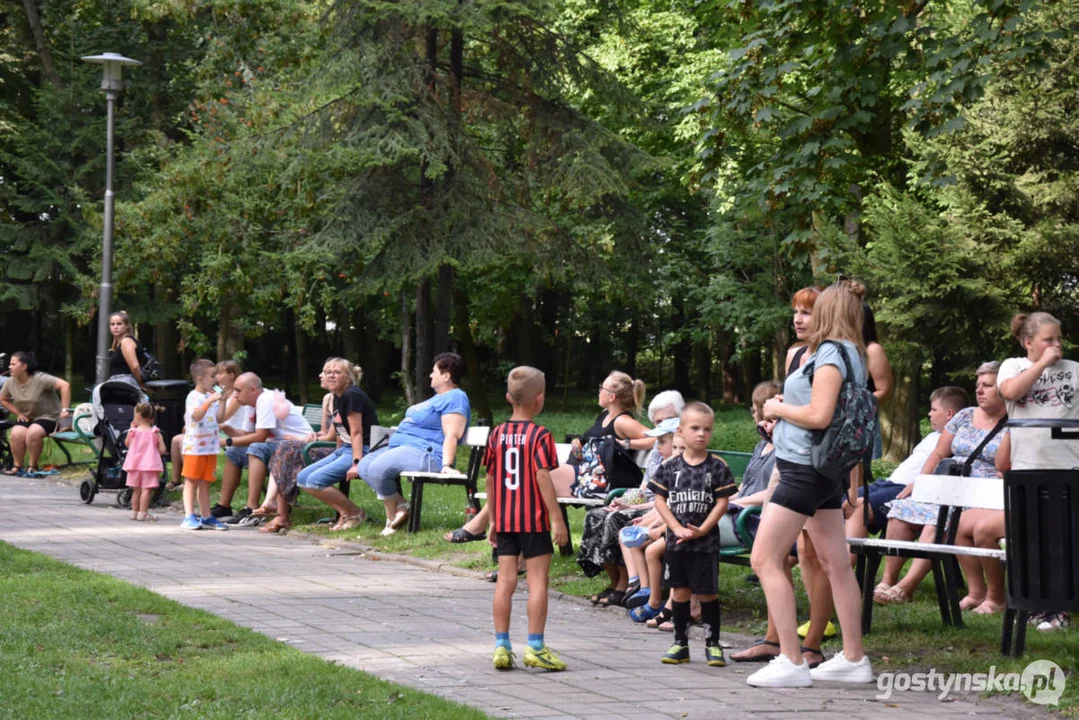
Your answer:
[803,340,878,482]
[137,343,163,382]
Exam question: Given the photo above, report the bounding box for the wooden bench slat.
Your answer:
[849,537,1004,559]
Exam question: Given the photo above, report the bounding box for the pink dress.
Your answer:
[124,427,164,488]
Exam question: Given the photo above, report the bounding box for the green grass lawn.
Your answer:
[0,542,488,719]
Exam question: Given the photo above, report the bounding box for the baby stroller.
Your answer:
[79,378,168,508]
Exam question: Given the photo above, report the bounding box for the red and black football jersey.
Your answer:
[484,420,559,533]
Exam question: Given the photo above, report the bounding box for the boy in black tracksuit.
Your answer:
[648,401,737,666]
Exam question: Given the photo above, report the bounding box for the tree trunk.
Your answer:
[739,346,762,404]
[561,332,572,412]
[415,278,432,399]
[881,359,920,462]
[716,330,735,404]
[434,265,453,353]
[773,329,788,381]
[64,316,74,383]
[672,297,690,395]
[21,0,62,89]
[216,302,243,362]
[339,303,358,363]
[453,287,491,422]
[625,310,639,378]
[293,312,309,405]
[401,291,417,406]
[692,339,711,404]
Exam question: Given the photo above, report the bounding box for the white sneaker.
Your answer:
[747,654,813,688]
[809,651,874,683]
[380,521,397,537]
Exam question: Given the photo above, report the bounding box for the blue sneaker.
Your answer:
[181,514,202,530]
[200,515,229,531]
[624,587,652,609]
[629,603,662,623]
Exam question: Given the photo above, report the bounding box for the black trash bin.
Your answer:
[145,380,192,444]
[1001,418,1079,657]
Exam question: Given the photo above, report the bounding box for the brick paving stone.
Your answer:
[0,475,1052,720]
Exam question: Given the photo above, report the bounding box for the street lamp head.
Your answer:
[81,52,142,92]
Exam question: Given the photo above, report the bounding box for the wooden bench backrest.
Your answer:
[911,474,1004,511]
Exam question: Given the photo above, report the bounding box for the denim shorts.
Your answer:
[225,441,278,467]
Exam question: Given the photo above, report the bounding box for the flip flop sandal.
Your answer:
[251,506,278,518]
[2,467,21,476]
[801,646,825,669]
[732,639,781,663]
[259,520,289,534]
[444,527,487,543]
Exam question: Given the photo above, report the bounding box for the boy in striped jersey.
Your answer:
[487,366,569,671]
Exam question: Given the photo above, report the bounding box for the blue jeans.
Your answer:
[357,444,437,499]
[297,445,367,490]
[225,441,278,467]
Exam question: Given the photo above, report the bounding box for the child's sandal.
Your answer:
[597,590,625,608]
[646,607,671,629]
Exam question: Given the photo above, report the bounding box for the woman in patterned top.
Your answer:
[878,362,1008,609]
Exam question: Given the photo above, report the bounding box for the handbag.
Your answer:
[937,415,1008,477]
[570,436,643,499]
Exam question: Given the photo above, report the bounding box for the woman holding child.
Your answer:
[748,280,874,688]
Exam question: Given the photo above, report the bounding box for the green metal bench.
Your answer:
[47,410,99,466]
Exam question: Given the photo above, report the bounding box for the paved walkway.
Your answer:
[0,474,1036,719]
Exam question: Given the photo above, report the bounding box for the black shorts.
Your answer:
[495,530,554,559]
[663,551,718,596]
[771,458,845,516]
[15,418,57,435]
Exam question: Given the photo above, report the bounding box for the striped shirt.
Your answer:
[484,420,559,533]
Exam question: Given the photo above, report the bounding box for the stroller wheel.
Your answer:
[151,484,170,509]
[79,479,97,505]
[117,487,133,509]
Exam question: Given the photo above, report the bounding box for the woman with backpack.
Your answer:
[747,280,875,688]
[107,310,146,384]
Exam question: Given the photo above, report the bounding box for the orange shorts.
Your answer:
[182,454,218,483]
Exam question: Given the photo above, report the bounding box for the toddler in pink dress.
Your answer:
[124,403,167,521]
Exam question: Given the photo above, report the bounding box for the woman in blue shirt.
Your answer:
[358,352,471,536]
[748,280,874,689]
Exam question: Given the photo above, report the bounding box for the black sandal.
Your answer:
[590,586,617,605]
[801,646,825,669]
[646,606,672,629]
[732,639,781,663]
[597,590,625,607]
[444,527,487,543]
